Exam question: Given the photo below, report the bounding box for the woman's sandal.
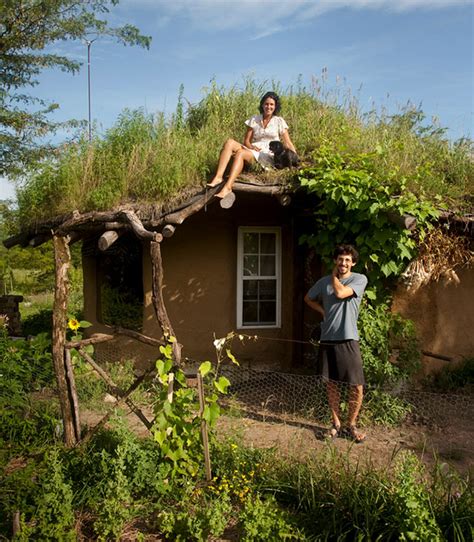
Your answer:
[345,425,366,444]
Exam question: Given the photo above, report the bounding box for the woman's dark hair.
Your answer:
[259,92,281,115]
[333,244,359,263]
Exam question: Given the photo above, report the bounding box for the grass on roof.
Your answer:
[16,77,474,225]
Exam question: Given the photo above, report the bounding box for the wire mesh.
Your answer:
[220,365,474,427]
[92,336,473,429]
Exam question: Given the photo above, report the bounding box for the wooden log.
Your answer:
[29,234,51,247]
[386,212,417,231]
[197,373,212,482]
[78,348,152,429]
[150,240,182,366]
[115,326,166,347]
[65,333,114,350]
[162,224,176,238]
[422,350,453,362]
[233,182,283,195]
[80,367,154,445]
[3,232,29,249]
[52,235,77,447]
[98,230,123,251]
[165,186,220,225]
[119,210,162,241]
[64,349,81,441]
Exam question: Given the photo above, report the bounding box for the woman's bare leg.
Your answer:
[216,148,255,198]
[208,139,243,186]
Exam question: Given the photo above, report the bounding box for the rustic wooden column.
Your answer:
[52,234,77,446]
[150,240,182,366]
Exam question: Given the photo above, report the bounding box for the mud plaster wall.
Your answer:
[84,194,296,370]
[392,266,474,374]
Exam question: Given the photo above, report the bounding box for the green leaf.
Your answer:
[199,361,212,377]
[79,320,92,328]
[214,376,230,394]
[226,349,239,366]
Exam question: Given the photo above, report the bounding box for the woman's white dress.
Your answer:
[244,114,289,168]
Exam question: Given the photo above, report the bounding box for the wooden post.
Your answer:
[64,349,81,441]
[52,234,77,447]
[197,373,212,482]
[150,240,182,366]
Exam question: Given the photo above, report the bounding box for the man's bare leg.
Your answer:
[347,384,365,442]
[326,381,341,434]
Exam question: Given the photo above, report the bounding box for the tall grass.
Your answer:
[17,77,473,224]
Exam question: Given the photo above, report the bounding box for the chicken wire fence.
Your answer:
[219,365,474,428]
[95,342,473,428]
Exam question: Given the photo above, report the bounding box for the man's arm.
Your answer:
[304,292,325,318]
[331,269,355,299]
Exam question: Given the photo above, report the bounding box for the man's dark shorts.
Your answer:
[317,340,365,386]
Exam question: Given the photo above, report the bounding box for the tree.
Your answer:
[0,0,151,177]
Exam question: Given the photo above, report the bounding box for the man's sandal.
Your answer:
[328,424,341,439]
[345,425,366,444]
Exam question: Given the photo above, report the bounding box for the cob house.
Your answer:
[3,92,473,445]
[4,173,473,370]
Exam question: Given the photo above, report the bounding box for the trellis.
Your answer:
[51,222,181,447]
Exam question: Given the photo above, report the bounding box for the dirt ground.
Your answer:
[82,405,473,476]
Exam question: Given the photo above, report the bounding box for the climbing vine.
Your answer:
[298,147,440,300]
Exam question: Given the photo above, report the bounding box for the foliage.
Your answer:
[157,488,232,542]
[424,357,474,392]
[392,452,442,541]
[361,388,411,426]
[15,449,76,541]
[101,283,143,331]
[150,338,234,479]
[358,300,421,387]
[15,78,473,224]
[1,0,151,178]
[239,494,301,541]
[298,146,440,298]
[0,325,58,452]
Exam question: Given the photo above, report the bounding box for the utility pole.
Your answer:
[85,38,97,142]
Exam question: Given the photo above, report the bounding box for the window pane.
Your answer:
[259,280,276,300]
[243,280,258,300]
[243,301,258,324]
[259,301,276,324]
[243,255,258,276]
[260,233,275,254]
[243,233,259,254]
[260,255,275,276]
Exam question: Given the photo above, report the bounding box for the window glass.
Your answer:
[239,229,280,327]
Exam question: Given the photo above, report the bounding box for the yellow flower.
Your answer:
[68,318,80,331]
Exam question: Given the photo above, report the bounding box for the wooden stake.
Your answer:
[64,349,81,441]
[197,373,212,482]
[52,234,77,447]
[150,240,182,366]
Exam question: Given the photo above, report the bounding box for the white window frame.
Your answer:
[236,227,281,329]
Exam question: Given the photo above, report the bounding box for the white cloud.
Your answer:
[124,0,472,35]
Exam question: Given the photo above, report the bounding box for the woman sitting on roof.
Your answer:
[207,91,297,201]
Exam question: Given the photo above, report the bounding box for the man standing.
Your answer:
[304,244,368,442]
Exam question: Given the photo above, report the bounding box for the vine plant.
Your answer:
[151,335,238,479]
[298,147,440,300]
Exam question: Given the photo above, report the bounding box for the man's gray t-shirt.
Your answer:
[307,272,368,341]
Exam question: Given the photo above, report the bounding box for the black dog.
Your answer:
[269,140,300,169]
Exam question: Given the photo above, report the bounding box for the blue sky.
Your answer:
[1,0,473,200]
